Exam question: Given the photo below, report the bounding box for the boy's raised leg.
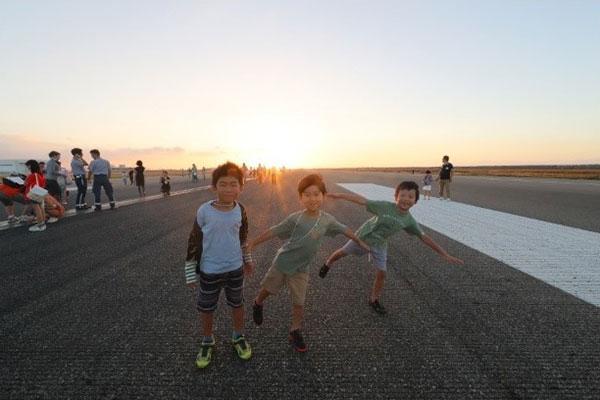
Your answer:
[320,248,347,278]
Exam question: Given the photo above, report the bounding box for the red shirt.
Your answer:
[0,183,22,197]
[24,173,46,199]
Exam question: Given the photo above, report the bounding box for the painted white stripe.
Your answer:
[337,183,600,307]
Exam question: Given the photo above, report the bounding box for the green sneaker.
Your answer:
[232,335,252,361]
[195,338,215,369]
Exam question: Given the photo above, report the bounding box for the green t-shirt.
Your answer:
[356,200,424,248]
[271,210,348,275]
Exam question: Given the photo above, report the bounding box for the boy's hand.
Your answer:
[444,255,464,265]
[184,260,198,286]
[243,262,255,277]
[187,282,197,289]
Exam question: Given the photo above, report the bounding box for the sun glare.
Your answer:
[228,114,320,168]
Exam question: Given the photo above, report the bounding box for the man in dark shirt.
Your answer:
[436,155,454,200]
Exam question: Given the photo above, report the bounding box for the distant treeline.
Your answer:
[326,165,600,180]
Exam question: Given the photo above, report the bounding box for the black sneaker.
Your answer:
[369,299,387,315]
[318,264,329,278]
[252,302,263,326]
[288,329,307,352]
[94,206,102,211]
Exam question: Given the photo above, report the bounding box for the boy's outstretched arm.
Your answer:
[327,192,367,205]
[247,228,276,250]
[420,234,464,265]
[342,228,370,252]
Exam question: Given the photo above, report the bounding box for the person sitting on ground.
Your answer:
[160,170,171,197]
[24,160,49,232]
[0,176,26,223]
[320,181,464,315]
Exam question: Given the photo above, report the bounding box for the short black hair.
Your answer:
[395,181,420,203]
[426,170,431,174]
[298,174,327,195]
[443,155,450,161]
[90,149,100,156]
[49,151,60,158]
[212,161,244,187]
[25,159,41,174]
[71,148,82,156]
[136,160,143,166]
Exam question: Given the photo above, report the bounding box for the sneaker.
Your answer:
[195,338,215,369]
[94,206,102,211]
[232,335,252,361]
[47,217,58,224]
[369,299,387,315]
[18,215,35,223]
[7,215,17,224]
[252,302,263,326]
[28,223,47,232]
[318,264,330,278]
[288,329,307,352]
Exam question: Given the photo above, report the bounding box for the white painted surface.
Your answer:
[337,183,600,307]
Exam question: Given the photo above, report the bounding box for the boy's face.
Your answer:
[214,175,242,203]
[300,185,324,212]
[395,189,417,212]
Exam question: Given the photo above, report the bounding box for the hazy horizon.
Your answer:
[2,1,599,169]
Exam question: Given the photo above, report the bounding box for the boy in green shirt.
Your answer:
[320,181,464,314]
[248,174,369,352]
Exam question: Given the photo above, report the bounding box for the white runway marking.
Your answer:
[338,183,600,307]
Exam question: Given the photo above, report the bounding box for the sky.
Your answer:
[1,0,599,169]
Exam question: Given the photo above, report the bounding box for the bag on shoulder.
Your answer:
[29,174,48,203]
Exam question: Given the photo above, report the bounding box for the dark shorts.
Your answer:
[0,192,29,206]
[197,267,244,313]
[46,180,62,199]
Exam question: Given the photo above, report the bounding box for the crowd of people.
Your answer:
[1,147,218,232]
[1,153,453,235]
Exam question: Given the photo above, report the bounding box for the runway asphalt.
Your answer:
[1,170,599,399]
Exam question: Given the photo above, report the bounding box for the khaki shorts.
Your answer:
[261,266,309,306]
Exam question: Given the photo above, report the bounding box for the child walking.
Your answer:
[160,170,171,197]
[320,181,464,315]
[422,170,433,200]
[184,162,254,369]
[248,174,369,352]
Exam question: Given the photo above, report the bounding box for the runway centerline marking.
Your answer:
[338,183,600,307]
